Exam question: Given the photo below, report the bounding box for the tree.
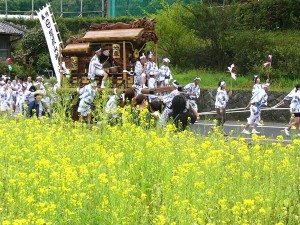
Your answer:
[180,3,236,69]
[154,3,201,68]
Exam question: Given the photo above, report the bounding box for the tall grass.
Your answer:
[172,68,300,91]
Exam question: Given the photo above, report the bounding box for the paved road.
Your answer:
[191,120,298,143]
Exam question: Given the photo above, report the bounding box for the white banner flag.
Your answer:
[37,4,61,86]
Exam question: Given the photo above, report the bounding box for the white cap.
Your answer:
[163,58,170,63]
[36,76,43,80]
[194,77,201,81]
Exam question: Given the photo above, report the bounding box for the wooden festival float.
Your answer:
[60,18,172,119]
[61,18,163,90]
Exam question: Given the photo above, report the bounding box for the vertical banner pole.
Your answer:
[36,4,63,86]
[123,41,127,88]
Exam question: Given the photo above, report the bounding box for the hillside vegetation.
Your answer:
[0,0,299,87]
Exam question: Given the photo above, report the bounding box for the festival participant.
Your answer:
[252,75,262,96]
[27,90,48,119]
[279,84,299,127]
[242,83,270,134]
[169,95,197,131]
[184,77,201,112]
[24,85,37,105]
[132,94,148,125]
[158,58,173,87]
[284,84,300,137]
[34,76,46,94]
[15,84,26,114]
[77,81,97,122]
[160,80,181,124]
[25,76,33,90]
[0,81,12,114]
[214,81,232,129]
[5,78,16,112]
[88,48,109,88]
[134,53,147,88]
[146,52,159,89]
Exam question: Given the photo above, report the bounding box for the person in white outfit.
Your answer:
[284,84,300,137]
[242,83,270,134]
[77,81,97,122]
[158,58,173,92]
[146,52,159,89]
[88,48,108,88]
[160,80,181,125]
[215,81,232,128]
[134,53,148,88]
[184,77,201,112]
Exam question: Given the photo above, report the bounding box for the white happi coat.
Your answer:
[0,86,12,112]
[134,61,146,85]
[184,83,200,111]
[247,88,268,125]
[252,84,262,96]
[160,89,180,124]
[146,61,159,89]
[284,88,297,113]
[289,91,300,113]
[88,55,104,80]
[77,84,96,116]
[215,87,229,109]
[158,65,173,86]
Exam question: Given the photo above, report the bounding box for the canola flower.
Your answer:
[0,113,299,225]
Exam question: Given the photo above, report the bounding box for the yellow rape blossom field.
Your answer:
[0,115,299,225]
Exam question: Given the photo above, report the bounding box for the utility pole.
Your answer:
[79,0,83,17]
[110,0,115,18]
[61,0,63,17]
[5,0,7,18]
[31,0,34,18]
[102,0,104,17]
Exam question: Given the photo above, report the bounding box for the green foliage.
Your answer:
[236,0,300,30]
[154,3,201,68]
[2,0,300,81]
[36,54,51,73]
[225,30,271,75]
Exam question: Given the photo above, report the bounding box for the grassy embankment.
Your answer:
[173,69,300,92]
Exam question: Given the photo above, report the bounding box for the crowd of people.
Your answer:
[2,51,300,135]
[0,75,53,118]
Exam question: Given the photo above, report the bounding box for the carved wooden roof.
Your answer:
[80,28,158,43]
[61,43,90,54]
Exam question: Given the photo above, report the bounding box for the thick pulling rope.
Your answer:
[199,107,289,116]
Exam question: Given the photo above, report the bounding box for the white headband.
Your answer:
[172,80,179,88]
[219,81,225,87]
[140,53,146,59]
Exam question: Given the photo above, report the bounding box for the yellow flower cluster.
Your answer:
[0,116,299,224]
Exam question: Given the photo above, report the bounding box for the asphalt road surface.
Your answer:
[191,120,298,143]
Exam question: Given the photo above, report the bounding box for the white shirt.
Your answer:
[184,83,200,100]
[215,87,229,108]
[88,55,103,79]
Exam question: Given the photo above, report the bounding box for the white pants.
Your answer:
[148,77,157,89]
[247,105,261,125]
